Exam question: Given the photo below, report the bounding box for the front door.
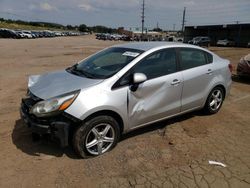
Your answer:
[127,48,183,128]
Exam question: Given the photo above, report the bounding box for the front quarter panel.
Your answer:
[65,83,129,131]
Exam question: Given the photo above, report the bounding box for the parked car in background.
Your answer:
[0,28,86,39]
[24,31,34,38]
[237,54,250,78]
[188,36,211,47]
[31,31,40,38]
[0,28,20,39]
[217,39,235,47]
[20,42,232,158]
[96,33,133,41]
[176,38,184,42]
[15,31,25,38]
[16,31,33,39]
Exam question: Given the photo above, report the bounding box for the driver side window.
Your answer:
[133,48,177,80]
[112,48,177,89]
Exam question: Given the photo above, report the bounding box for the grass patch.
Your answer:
[0,22,62,31]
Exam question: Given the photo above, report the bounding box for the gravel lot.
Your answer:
[0,35,250,188]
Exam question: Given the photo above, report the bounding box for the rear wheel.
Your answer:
[204,87,224,114]
[73,115,120,158]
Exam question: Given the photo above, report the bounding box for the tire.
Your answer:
[203,87,224,114]
[73,115,120,158]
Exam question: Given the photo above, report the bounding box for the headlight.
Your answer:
[30,90,79,117]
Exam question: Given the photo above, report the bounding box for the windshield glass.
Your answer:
[67,47,143,79]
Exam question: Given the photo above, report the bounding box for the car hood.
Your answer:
[28,70,103,100]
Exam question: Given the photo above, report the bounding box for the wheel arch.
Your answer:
[82,110,124,134]
[202,83,226,108]
[212,84,226,99]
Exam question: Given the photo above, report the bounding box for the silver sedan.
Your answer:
[21,42,232,158]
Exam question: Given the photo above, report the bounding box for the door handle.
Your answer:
[206,69,213,74]
[171,79,181,86]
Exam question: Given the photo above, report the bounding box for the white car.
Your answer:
[21,31,33,39]
[15,31,25,38]
[217,39,235,47]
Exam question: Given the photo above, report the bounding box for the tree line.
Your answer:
[0,18,117,33]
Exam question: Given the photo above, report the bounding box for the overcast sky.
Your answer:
[0,0,249,30]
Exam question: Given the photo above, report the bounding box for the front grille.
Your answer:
[23,91,42,110]
[21,91,42,120]
[22,97,41,113]
[27,90,42,102]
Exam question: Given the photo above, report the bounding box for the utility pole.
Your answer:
[181,7,186,34]
[235,21,241,47]
[141,0,145,38]
[173,24,176,31]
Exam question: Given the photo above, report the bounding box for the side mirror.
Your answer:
[133,73,147,84]
[130,73,147,92]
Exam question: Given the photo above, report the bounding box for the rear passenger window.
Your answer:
[206,52,213,63]
[179,48,207,70]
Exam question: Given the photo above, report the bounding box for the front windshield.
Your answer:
[68,47,143,79]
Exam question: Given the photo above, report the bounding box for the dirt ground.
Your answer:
[0,35,250,188]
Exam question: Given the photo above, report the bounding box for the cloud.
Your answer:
[28,4,36,10]
[184,0,195,6]
[0,0,249,29]
[40,2,55,11]
[78,3,96,12]
[77,0,139,12]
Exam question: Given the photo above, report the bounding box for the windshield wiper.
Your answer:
[66,64,85,76]
[76,69,96,79]
[66,64,97,79]
[66,64,77,72]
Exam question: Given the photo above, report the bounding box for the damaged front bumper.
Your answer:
[20,96,79,147]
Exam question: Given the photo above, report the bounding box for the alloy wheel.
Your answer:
[85,123,115,155]
[209,89,223,111]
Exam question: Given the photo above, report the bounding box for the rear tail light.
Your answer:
[228,63,233,73]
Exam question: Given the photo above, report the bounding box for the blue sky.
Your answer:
[0,0,249,30]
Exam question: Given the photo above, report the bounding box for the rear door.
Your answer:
[177,48,214,111]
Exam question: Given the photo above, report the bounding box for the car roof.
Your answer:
[113,42,202,51]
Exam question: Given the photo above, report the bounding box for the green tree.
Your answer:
[152,27,163,32]
[79,24,88,32]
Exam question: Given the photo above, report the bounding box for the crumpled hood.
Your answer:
[28,70,103,99]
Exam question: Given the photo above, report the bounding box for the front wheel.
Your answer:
[73,115,120,158]
[203,87,224,114]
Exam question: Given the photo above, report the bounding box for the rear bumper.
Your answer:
[20,99,79,147]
